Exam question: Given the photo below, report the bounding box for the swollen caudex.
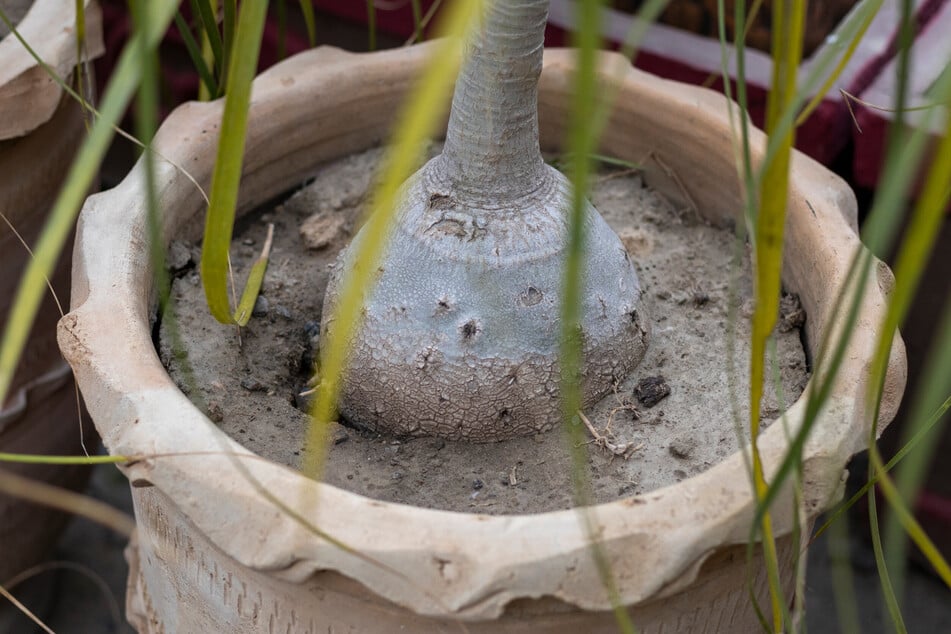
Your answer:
[321,0,649,441]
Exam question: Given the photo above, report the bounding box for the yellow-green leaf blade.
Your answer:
[233,224,274,326]
[299,0,317,47]
[199,0,269,324]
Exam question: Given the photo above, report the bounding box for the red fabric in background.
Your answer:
[96,0,319,119]
[92,0,874,168]
[852,0,950,192]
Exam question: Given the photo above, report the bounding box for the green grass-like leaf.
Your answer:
[221,0,237,94]
[366,0,377,51]
[873,441,951,587]
[744,1,807,630]
[742,4,950,630]
[175,10,219,97]
[856,2,949,618]
[404,0,445,46]
[410,0,423,36]
[299,0,317,48]
[865,58,951,596]
[562,2,637,633]
[0,453,132,465]
[73,0,87,121]
[233,224,274,326]
[199,0,269,325]
[190,0,225,78]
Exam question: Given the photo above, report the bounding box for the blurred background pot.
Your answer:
[0,0,103,625]
[59,44,905,632]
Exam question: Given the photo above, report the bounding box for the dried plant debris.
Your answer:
[579,411,642,460]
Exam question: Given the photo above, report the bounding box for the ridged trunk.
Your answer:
[441,0,549,201]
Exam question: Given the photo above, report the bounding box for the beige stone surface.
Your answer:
[59,43,906,629]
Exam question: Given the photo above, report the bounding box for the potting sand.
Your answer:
[160,145,809,514]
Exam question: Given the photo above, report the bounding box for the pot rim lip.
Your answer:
[0,0,103,140]
[60,43,906,618]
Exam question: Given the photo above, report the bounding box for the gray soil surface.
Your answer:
[160,145,810,515]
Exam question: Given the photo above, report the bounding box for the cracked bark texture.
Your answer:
[322,0,650,441]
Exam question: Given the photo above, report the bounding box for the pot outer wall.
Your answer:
[0,88,97,589]
[126,486,807,634]
[59,44,905,633]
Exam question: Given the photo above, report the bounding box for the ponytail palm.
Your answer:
[323,0,649,441]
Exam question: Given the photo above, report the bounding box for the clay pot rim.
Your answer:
[59,44,906,619]
[0,0,104,140]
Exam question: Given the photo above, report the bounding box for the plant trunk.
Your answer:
[323,0,650,441]
[440,0,548,201]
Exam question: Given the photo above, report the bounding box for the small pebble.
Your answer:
[273,304,293,320]
[252,295,269,317]
[242,238,256,246]
[240,377,267,392]
[303,321,321,339]
[166,240,193,272]
[206,401,224,423]
[778,293,806,332]
[634,375,671,407]
[472,478,484,490]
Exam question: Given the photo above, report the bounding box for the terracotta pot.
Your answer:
[59,44,906,632]
[0,0,103,610]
